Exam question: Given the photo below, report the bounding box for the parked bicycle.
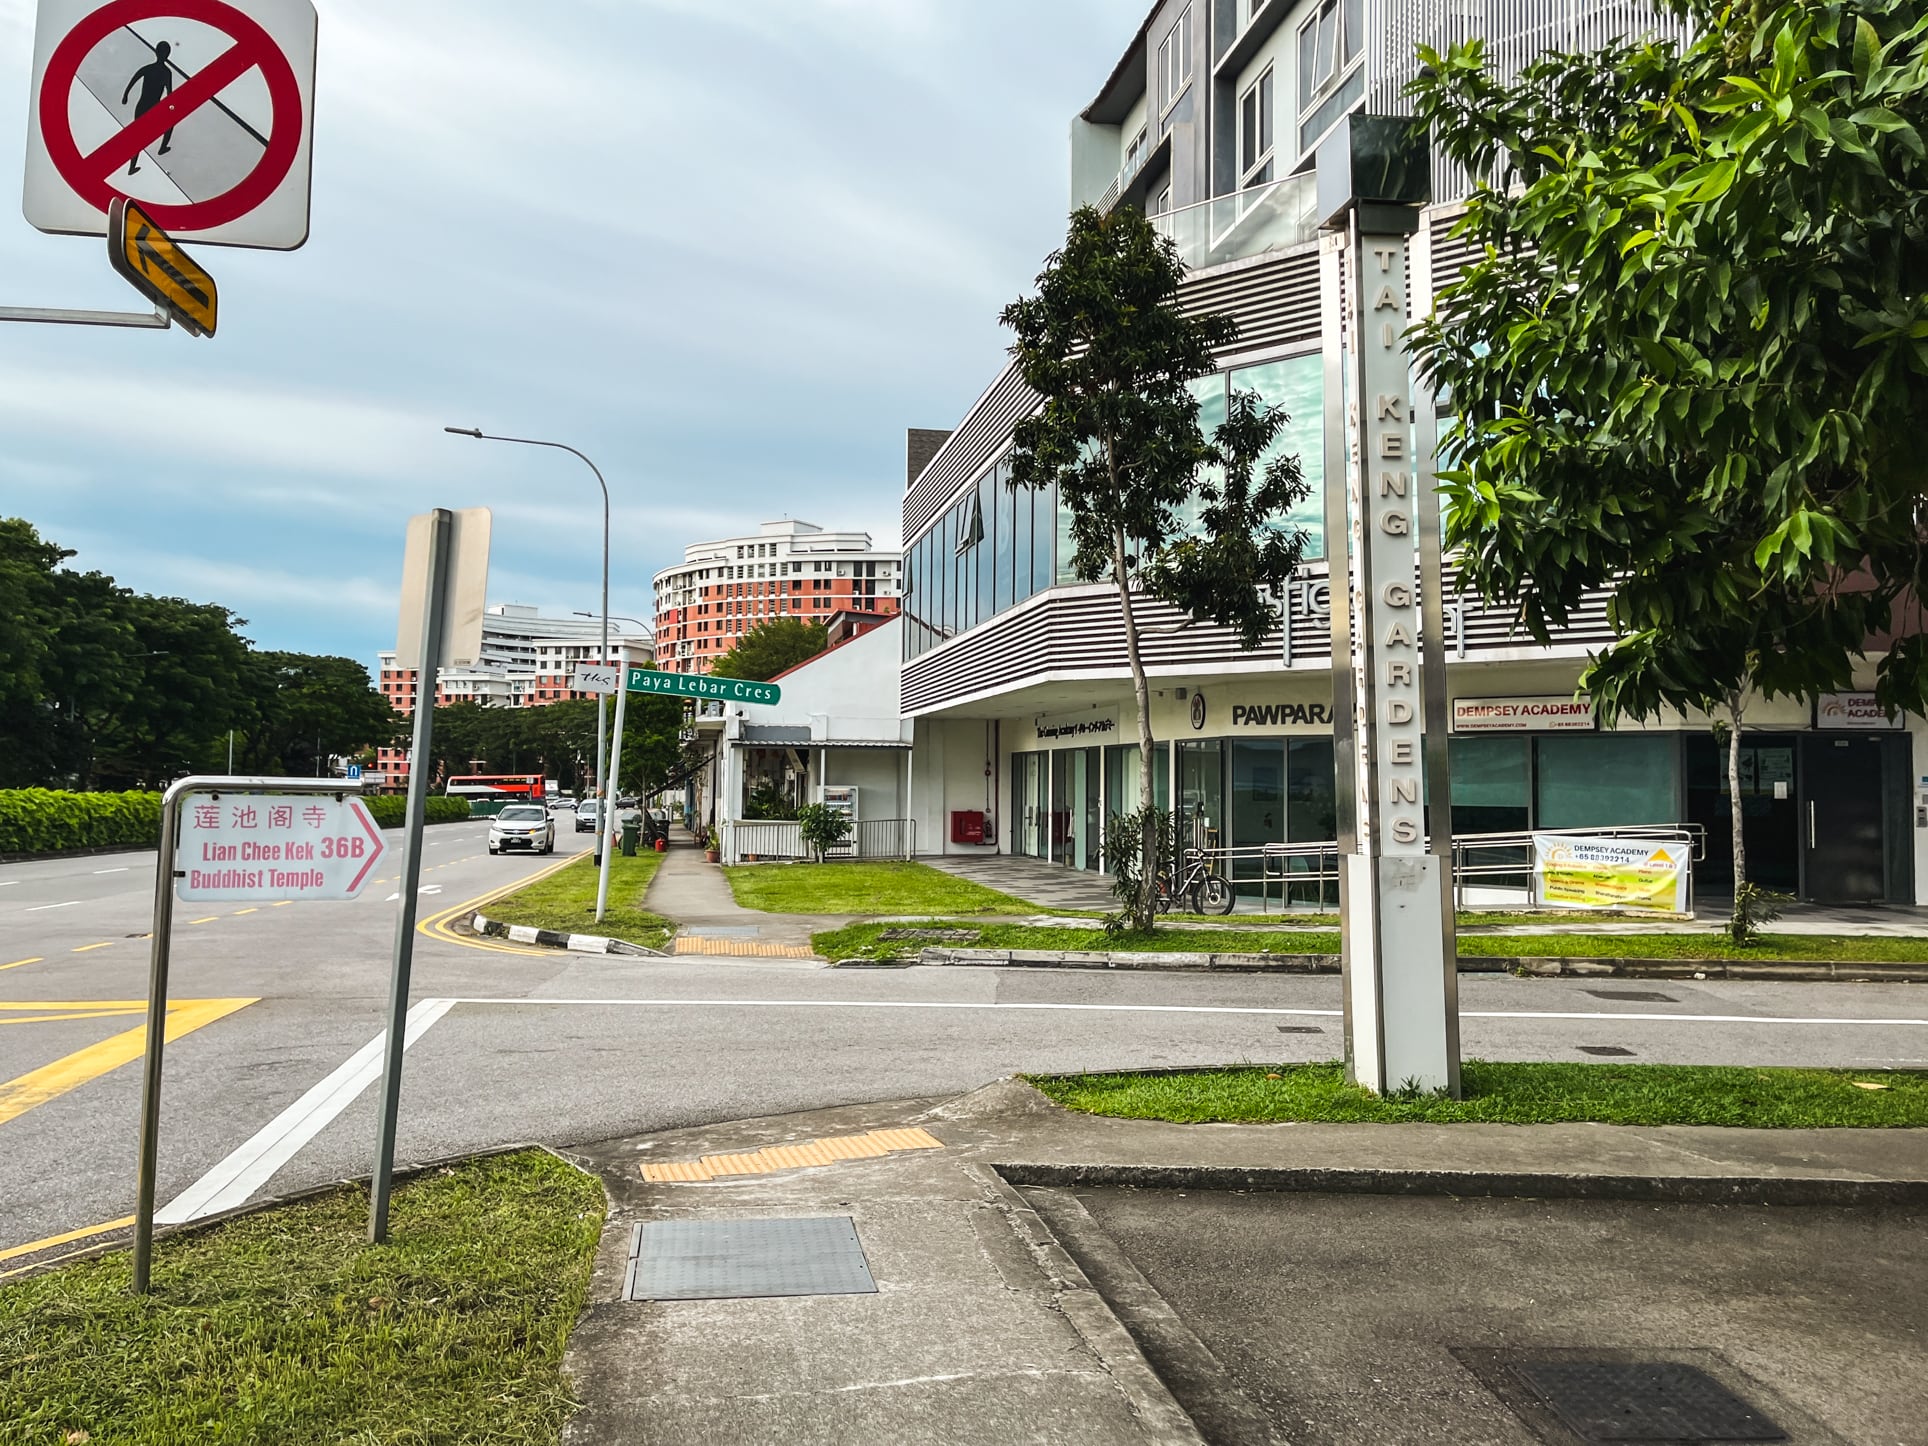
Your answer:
[1153,846,1236,916]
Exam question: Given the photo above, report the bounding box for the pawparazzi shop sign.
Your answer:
[626,668,781,706]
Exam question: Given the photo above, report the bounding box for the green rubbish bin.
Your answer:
[620,816,641,857]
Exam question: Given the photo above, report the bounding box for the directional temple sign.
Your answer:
[573,664,620,695]
[177,792,385,902]
[108,196,215,333]
[627,668,781,707]
[25,0,318,249]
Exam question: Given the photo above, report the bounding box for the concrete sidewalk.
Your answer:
[557,1081,1928,1445]
[643,840,851,957]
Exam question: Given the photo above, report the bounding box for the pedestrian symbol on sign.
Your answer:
[119,38,175,175]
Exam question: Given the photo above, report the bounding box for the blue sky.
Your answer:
[0,0,1144,665]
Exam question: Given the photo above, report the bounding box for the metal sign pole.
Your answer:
[133,774,377,1294]
[132,782,186,1295]
[368,509,452,1243]
[596,649,632,924]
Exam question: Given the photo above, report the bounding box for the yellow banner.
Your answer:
[1532,836,1689,913]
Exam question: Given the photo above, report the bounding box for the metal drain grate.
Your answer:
[625,1217,877,1302]
[1585,989,1679,1004]
[1276,1025,1325,1034]
[1510,1361,1787,1442]
[1578,1045,1637,1058]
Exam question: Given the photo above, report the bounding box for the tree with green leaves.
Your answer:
[239,651,400,777]
[1409,0,1928,934]
[709,617,829,682]
[1002,204,1310,927]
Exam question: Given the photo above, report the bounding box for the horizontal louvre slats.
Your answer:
[902,568,1618,714]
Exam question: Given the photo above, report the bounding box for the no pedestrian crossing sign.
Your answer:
[626,667,781,707]
[177,792,385,902]
[24,0,318,249]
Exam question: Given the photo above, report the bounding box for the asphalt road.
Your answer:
[1068,1186,1926,1445]
[4,828,1926,1267]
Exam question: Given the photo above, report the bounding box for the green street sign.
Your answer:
[626,668,782,706]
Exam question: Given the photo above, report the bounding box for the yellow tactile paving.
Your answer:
[865,1127,944,1153]
[701,1152,776,1177]
[814,1132,893,1160]
[672,936,819,959]
[757,1142,837,1170]
[640,1127,945,1184]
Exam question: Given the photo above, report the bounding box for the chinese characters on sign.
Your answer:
[177,792,386,902]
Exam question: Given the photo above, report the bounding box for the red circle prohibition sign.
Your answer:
[39,0,303,232]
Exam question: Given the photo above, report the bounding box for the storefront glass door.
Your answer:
[1286,738,1337,905]
[1013,752,1046,860]
[1050,748,1100,869]
[1803,735,1888,903]
[1230,741,1286,892]
[1686,736,1798,895]
[1176,740,1224,852]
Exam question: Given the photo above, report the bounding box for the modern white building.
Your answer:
[652,519,900,674]
[896,0,1928,906]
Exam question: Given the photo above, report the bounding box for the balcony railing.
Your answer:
[1150,173,1320,271]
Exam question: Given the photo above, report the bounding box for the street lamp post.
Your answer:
[445,427,613,861]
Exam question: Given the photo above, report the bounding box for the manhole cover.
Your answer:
[1510,1361,1787,1442]
[625,1217,877,1302]
[1578,1045,1637,1057]
[1585,989,1680,1004]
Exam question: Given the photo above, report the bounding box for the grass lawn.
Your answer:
[484,850,674,951]
[0,1150,604,1445]
[812,919,1928,964]
[1028,1060,1928,1128]
[725,861,1038,916]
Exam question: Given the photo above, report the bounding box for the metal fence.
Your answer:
[1183,822,1704,914]
[726,818,916,865]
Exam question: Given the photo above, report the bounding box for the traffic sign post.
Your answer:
[25,0,318,249]
[107,197,217,335]
[134,775,384,1294]
[626,668,782,707]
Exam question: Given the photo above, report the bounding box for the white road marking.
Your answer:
[156,998,455,1225]
[444,998,1928,1027]
[0,881,16,888]
[93,868,129,875]
[25,901,78,912]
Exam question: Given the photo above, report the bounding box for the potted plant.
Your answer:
[704,827,721,865]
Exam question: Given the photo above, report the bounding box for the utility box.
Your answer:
[949,810,987,845]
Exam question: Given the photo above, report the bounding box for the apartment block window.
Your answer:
[1239,66,1274,186]
[1156,4,1192,114]
[1297,0,1364,152]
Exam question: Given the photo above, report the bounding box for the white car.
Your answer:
[489,804,555,855]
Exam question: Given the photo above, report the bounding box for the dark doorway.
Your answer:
[1802,735,1888,903]
[1685,735,1799,895]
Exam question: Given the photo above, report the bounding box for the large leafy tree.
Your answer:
[1409,0,1928,927]
[709,618,829,681]
[239,652,400,776]
[1002,204,1310,927]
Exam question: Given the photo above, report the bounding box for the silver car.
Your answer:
[489,804,555,855]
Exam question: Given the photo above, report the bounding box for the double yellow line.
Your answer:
[418,851,586,957]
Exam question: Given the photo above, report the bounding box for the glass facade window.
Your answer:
[902,348,1328,659]
[1536,734,1677,829]
[1449,735,1530,835]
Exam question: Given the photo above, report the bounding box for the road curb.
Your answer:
[469,911,662,957]
[882,947,1928,982]
[991,1160,1928,1208]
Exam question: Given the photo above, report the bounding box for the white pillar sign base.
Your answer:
[1322,214,1460,1097]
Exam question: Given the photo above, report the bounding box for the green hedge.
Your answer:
[362,795,473,829]
[0,789,163,854]
[0,790,470,856]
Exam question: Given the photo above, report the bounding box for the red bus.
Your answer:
[444,774,546,808]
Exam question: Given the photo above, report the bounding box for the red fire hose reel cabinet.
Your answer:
[949,810,988,845]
